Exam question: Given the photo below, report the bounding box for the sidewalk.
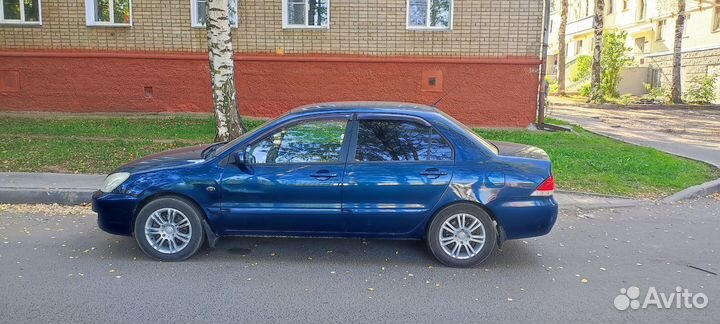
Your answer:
[0,172,643,209]
[549,99,720,201]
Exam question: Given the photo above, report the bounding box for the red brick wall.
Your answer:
[0,51,540,127]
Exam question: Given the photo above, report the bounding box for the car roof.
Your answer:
[289,101,440,116]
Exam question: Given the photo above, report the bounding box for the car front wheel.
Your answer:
[134,196,204,261]
[427,203,496,267]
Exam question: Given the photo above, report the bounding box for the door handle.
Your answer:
[420,168,448,178]
[310,170,338,179]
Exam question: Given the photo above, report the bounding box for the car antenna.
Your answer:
[430,81,461,108]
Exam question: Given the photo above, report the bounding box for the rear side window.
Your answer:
[355,120,452,162]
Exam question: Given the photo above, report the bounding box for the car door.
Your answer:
[219,114,352,234]
[342,115,455,234]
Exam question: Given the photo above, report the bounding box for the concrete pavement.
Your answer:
[550,101,720,168]
[550,100,720,201]
[0,197,717,323]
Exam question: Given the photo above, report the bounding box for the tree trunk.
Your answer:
[206,0,245,142]
[671,0,685,104]
[589,0,604,102]
[557,0,568,96]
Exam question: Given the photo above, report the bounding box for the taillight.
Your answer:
[530,175,554,197]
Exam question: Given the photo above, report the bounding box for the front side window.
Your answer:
[1,0,40,24]
[191,0,238,28]
[85,0,131,26]
[355,120,452,162]
[407,0,452,30]
[283,0,329,29]
[248,119,346,164]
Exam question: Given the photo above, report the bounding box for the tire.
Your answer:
[134,196,205,261]
[426,203,497,268]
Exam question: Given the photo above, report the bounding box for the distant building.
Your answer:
[0,0,546,127]
[548,0,720,101]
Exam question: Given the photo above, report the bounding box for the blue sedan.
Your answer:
[93,102,557,267]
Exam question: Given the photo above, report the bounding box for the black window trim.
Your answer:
[238,113,354,166]
[348,113,455,164]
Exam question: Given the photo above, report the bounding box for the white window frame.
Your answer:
[0,0,42,25]
[712,0,720,33]
[281,0,330,29]
[190,0,239,29]
[85,0,133,27]
[406,0,454,31]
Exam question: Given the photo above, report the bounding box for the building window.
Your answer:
[575,40,583,55]
[634,37,646,53]
[85,0,131,26]
[0,0,41,24]
[623,0,629,11]
[282,0,329,29]
[191,0,238,28]
[636,0,645,21]
[607,0,614,14]
[656,20,665,40]
[713,0,720,32]
[407,0,453,30]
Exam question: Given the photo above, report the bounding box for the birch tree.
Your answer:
[671,0,685,104]
[589,0,605,102]
[206,0,245,142]
[557,0,569,96]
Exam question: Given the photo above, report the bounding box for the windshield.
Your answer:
[439,111,499,154]
[208,119,271,159]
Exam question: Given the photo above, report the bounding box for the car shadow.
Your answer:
[180,236,545,268]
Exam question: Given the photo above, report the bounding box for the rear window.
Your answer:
[439,112,498,154]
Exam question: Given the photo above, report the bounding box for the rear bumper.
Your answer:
[492,197,558,240]
[92,191,140,236]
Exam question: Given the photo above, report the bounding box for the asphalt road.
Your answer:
[1,199,718,323]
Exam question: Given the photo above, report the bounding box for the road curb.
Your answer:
[661,178,720,203]
[0,188,94,205]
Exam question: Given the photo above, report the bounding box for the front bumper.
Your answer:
[92,191,140,236]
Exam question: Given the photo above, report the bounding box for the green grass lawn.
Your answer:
[0,115,716,198]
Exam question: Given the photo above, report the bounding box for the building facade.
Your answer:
[548,0,720,101]
[0,0,545,127]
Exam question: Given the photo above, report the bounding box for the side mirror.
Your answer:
[234,150,247,166]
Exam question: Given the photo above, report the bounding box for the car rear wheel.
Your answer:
[134,196,204,261]
[427,203,496,267]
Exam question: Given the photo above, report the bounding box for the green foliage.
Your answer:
[684,74,718,104]
[570,55,592,82]
[601,94,638,105]
[599,31,633,99]
[579,83,591,97]
[546,76,559,94]
[643,83,671,104]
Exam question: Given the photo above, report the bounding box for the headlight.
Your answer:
[100,172,131,193]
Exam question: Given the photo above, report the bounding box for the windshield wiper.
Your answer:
[201,142,227,159]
